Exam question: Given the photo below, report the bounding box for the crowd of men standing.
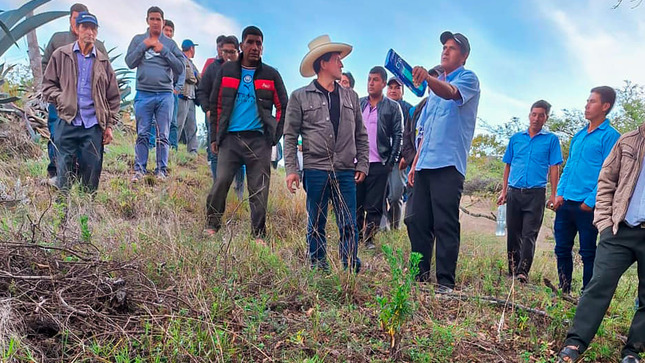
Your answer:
[38,4,643,362]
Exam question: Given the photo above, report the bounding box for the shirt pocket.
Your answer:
[303,101,323,124]
[341,97,355,128]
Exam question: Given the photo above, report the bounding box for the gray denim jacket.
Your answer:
[284,81,369,177]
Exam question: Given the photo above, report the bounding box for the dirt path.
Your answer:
[459,195,555,250]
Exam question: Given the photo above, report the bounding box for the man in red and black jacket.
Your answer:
[205,26,288,241]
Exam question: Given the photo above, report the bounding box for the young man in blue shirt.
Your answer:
[408,32,481,292]
[552,86,621,294]
[498,100,563,283]
[205,26,288,242]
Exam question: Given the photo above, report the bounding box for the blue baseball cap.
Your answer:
[181,39,198,51]
[76,11,98,27]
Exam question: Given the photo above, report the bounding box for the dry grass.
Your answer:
[0,131,640,362]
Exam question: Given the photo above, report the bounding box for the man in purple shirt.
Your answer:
[357,66,403,249]
[42,12,121,192]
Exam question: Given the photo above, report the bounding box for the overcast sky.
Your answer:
[2,0,644,130]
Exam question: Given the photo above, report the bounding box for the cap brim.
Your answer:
[440,31,454,45]
[299,43,352,78]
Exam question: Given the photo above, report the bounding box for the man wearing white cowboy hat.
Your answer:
[284,35,369,273]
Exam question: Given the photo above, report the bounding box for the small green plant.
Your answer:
[376,245,421,359]
[79,214,91,242]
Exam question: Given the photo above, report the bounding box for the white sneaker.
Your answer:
[47,176,58,187]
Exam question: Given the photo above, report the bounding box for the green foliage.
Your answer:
[79,214,91,242]
[470,133,505,158]
[376,246,421,355]
[614,80,645,133]
[480,116,526,143]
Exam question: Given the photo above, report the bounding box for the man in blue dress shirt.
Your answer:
[407,31,481,292]
[552,86,620,294]
[498,100,563,283]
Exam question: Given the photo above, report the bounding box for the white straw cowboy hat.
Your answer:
[299,35,352,77]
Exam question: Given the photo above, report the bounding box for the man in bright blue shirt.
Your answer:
[552,86,621,294]
[498,100,563,283]
[407,31,481,292]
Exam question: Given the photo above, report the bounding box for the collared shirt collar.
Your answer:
[313,79,338,94]
[522,128,548,136]
[73,41,97,58]
[440,65,465,82]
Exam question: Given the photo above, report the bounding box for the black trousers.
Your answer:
[356,162,390,244]
[54,121,103,193]
[206,132,271,238]
[506,187,546,277]
[407,166,464,288]
[564,224,645,358]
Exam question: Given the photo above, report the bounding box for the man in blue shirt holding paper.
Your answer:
[552,86,620,294]
[407,31,481,292]
[497,100,563,283]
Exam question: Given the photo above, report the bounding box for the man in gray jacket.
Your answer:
[125,6,185,181]
[176,39,200,155]
[284,35,369,273]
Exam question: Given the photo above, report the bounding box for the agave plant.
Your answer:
[0,0,68,58]
[107,47,134,111]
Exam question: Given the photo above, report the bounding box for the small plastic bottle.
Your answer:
[496,204,506,236]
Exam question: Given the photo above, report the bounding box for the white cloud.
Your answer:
[8,0,239,71]
[539,2,645,87]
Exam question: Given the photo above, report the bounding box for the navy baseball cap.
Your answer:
[440,31,470,54]
[76,12,98,27]
[181,39,198,51]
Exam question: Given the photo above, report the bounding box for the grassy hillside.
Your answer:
[0,130,640,362]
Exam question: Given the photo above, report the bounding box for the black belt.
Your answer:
[508,186,545,193]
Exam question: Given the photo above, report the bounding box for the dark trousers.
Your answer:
[303,169,361,271]
[206,132,271,238]
[407,166,464,288]
[564,224,645,358]
[47,103,58,177]
[506,187,546,277]
[554,200,598,293]
[54,121,103,193]
[356,162,390,244]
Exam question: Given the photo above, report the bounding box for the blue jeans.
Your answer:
[303,169,361,272]
[554,200,598,293]
[149,93,178,149]
[46,103,58,177]
[134,91,174,175]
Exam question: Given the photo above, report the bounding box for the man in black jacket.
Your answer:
[197,35,240,182]
[358,66,403,249]
[385,77,412,230]
[205,26,288,241]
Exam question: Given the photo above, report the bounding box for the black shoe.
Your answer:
[343,257,362,274]
[311,259,330,273]
[621,355,641,363]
